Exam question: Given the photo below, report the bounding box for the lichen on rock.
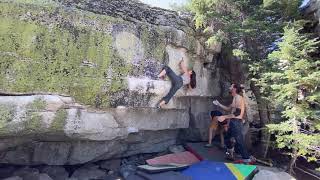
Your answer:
[49,108,68,131]
[0,104,16,129]
[0,2,118,107]
[23,98,47,133]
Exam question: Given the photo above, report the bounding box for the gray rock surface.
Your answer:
[12,167,40,180]
[0,166,16,179]
[0,130,180,165]
[11,169,53,180]
[168,145,185,153]
[58,0,191,31]
[2,177,23,180]
[253,170,295,180]
[40,166,69,180]
[0,95,188,141]
[179,96,216,141]
[302,0,320,34]
[39,173,54,180]
[120,164,137,179]
[99,159,121,171]
[0,94,188,165]
[71,165,107,180]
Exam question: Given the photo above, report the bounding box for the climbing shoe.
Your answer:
[204,143,213,148]
[225,148,235,161]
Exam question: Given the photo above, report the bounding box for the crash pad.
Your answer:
[146,151,200,165]
[127,171,192,180]
[182,160,257,180]
[137,163,189,173]
[185,142,227,162]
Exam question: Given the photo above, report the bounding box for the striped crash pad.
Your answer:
[182,160,258,180]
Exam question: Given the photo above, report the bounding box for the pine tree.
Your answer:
[261,26,320,174]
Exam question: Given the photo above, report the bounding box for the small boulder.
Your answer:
[0,166,16,179]
[71,165,107,180]
[119,164,137,179]
[99,159,121,171]
[40,166,69,180]
[168,145,185,153]
[253,170,296,180]
[39,173,53,180]
[2,176,23,180]
[12,167,40,180]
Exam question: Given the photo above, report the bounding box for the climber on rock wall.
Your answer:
[156,58,196,108]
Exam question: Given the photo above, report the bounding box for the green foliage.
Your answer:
[232,49,249,60]
[189,0,284,59]
[190,0,245,35]
[263,26,320,163]
[263,0,301,19]
[206,30,227,46]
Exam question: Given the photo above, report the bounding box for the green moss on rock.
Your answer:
[24,112,42,132]
[0,1,188,108]
[50,108,67,131]
[26,97,46,111]
[0,104,16,129]
[0,14,113,106]
[23,98,46,133]
[140,25,166,61]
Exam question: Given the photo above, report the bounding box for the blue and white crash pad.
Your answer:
[182,160,258,180]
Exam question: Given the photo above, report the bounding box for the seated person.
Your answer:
[205,110,229,148]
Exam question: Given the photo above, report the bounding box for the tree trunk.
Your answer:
[250,81,269,126]
[288,117,299,175]
[288,149,298,175]
[250,81,271,157]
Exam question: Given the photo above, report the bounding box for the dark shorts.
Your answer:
[210,110,228,126]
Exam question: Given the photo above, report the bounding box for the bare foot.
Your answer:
[157,75,165,80]
[156,100,165,108]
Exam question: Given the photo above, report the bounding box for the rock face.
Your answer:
[71,165,107,180]
[0,0,252,165]
[253,170,295,180]
[0,95,187,165]
[302,0,320,34]
[0,0,222,109]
